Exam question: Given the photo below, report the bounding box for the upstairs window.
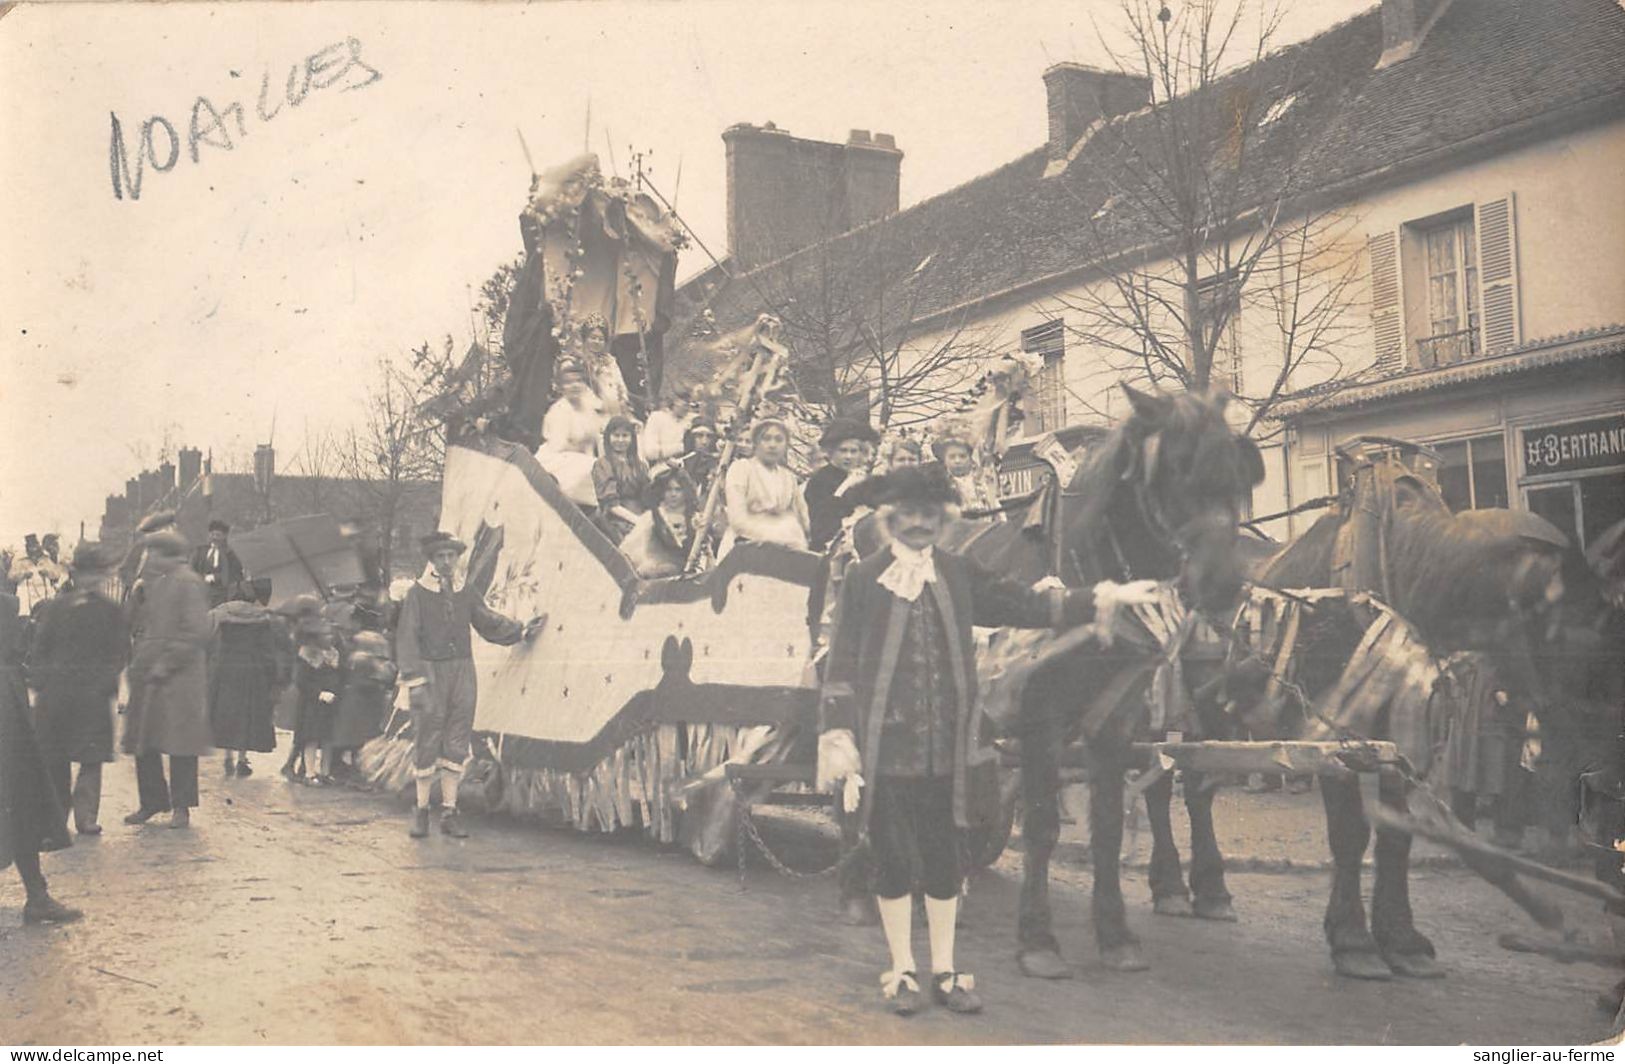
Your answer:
[1197,272,1243,392]
[1021,321,1067,434]
[1420,217,1480,366]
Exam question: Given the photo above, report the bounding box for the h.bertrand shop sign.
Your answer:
[1522,412,1625,475]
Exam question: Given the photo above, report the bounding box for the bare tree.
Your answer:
[284,423,347,517]
[1047,0,1367,440]
[340,355,442,580]
[753,228,1002,430]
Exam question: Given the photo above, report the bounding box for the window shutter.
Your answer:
[1367,231,1403,373]
[1476,193,1521,354]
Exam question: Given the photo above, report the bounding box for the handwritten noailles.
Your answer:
[108,37,383,202]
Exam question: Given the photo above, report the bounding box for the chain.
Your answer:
[731,779,865,889]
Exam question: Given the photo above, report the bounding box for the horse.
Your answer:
[1142,444,1570,979]
[937,385,1265,975]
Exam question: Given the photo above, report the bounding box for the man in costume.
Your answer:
[394,531,544,838]
[191,520,246,610]
[816,462,1157,1015]
[28,544,128,835]
[805,418,879,553]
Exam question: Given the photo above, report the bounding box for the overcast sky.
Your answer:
[0,0,1373,548]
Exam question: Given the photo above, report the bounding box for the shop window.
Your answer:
[1434,434,1507,512]
[1021,321,1067,433]
[1531,475,1625,551]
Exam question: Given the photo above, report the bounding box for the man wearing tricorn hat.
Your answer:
[805,418,880,553]
[394,531,544,838]
[816,462,1158,1015]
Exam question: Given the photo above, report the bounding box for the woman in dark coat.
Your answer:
[0,592,79,924]
[207,597,282,778]
[28,545,128,835]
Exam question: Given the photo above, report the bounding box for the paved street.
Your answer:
[2,759,1619,1045]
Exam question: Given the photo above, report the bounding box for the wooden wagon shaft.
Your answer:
[1366,802,1625,911]
[997,739,1400,777]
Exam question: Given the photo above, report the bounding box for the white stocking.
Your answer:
[875,895,916,975]
[924,894,958,976]
[414,775,434,809]
[440,766,462,811]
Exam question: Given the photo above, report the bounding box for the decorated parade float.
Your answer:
[351,152,1623,989]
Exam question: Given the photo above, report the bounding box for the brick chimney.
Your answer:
[138,470,159,509]
[722,122,902,271]
[178,447,203,490]
[1378,0,1451,68]
[253,444,276,496]
[1042,63,1152,165]
[125,477,140,509]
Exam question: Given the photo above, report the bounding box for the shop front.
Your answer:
[1279,328,1625,551]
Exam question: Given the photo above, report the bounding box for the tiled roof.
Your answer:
[668,0,1625,387]
[1273,325,1625,416]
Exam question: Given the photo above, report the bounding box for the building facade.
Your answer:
[672,0,1625,553]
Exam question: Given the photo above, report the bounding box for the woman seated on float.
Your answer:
[622,468,700,579]
[538,357,605,512]
[591,415,650,544]
[721,418,810,552]
[577,315,632,418]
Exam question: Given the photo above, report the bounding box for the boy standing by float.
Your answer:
[816,462,1157,1016]
[394,531,544,838]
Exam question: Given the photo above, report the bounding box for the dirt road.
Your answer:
[2,763,1619,1045]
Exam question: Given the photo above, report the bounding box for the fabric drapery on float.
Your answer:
[360,434,822,859]
[502,154,682,440]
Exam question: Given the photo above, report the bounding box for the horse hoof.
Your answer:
[1153,895,1194,918]
[1385,952,1444,979]
[1332,951,1392,981]
[1193,897,1238,922]
[1018,949,1073,980]
[1100,944,1150,972]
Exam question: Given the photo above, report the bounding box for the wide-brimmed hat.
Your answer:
[208,519,231,533]
[143,529,189,558]
[818,418,879,451]
[71,543,114,573]
[136,510,177,534]
[847,461,961,509]
[419,530,467,556]
[931,435,975,460]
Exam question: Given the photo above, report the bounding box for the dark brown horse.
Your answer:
[1162,447,1569,979]
[944,386,1264,975]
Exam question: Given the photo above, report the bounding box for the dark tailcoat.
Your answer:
[819,546,1098,830]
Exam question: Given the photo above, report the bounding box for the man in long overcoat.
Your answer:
[28,544,128,835]
[1,591,79,923]
[816,462,1156,1015]
[123,531,213,829]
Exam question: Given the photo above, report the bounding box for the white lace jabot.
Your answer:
[877,543,937,603]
